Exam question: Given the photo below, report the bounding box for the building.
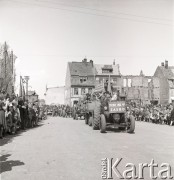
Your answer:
[122,71,153,105]
[27,91,39,103]
[154,61,174,104]
[148,77,160,105]
[94,60,123,92]
[45,86,65,105]
[65,59,95,106]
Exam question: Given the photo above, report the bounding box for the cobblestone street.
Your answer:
[1,117,174,180]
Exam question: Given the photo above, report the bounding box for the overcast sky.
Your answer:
[0,0,173,98]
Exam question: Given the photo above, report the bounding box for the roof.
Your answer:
[159,66,174,80]
[68,62,94,76]
[94,64,121,76]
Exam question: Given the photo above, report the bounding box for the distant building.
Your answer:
[148,77,160,105]
[154,61,174,104]
[39,99,45,106]
[27,90,39,103]
[65,59,95,106]
[45,86,65,105]
[123,71,153,105]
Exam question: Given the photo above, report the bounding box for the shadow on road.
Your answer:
[0,123,44,147]
[106,127,135,134]
[0,154,25,174]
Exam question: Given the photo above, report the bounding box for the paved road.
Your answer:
[1,117,174,180]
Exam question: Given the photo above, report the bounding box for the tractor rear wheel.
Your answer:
[127,115,135,133]
[92,101,100,130]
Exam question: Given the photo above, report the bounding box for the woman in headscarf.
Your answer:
[0,101,7,138]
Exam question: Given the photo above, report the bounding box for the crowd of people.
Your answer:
[48,105,72,118]
[128,103,174,126]
[0,95,47,139]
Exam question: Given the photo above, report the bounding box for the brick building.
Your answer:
[154,61,174,104]
[65,59,95,106]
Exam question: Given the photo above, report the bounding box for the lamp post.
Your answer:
[24,76,30,101]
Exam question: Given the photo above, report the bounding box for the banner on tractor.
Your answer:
[109,101,126,113]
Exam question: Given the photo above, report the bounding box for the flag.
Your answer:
[107,75,111,94]
[19,76,26,100]
[19,76,23,97]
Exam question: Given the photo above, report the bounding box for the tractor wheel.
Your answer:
[92,101,100,130]
[127,115,135,133]
[88,117,93,126]
[85,114,89,124]
[100,114,106,133]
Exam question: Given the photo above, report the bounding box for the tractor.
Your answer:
[85,81,135,133]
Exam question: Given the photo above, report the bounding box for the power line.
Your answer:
[35,0,173,22]
[6,0,173,26]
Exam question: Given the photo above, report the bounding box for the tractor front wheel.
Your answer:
[100,114,106,133]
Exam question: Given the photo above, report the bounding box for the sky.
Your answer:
[0,0,173,98]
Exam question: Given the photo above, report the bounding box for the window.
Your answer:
[81,88,86,95]
[123,79,127,87]
[128,79,132,87]
[74,88,78,95]
[80,77,87,83]
[112,78,117,83]
[102,69,113,73]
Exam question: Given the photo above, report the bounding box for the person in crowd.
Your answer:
[18,98,26,130]
[0,101,7,138]
[6,105,13,134]
[170,102,174,126]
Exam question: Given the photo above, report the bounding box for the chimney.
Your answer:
[90,60,93,66]
[113,59,115,65]
[82,58,87,63]
[161,62,164,66]
[165,60,168,69]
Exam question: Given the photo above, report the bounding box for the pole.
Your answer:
[24,76,29,101]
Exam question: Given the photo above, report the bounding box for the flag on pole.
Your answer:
[19,76,23,97]
[19,76,26,100]
[107,75,111,94]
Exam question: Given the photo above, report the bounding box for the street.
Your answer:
[1,117,174,180]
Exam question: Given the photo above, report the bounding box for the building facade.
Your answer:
[65,59,95,106]
[122,71,155,105]
[94,60,123,92]
[27,91,39,103]
[154,61,174,104]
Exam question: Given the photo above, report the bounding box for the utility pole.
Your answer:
[24,76,30,101]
